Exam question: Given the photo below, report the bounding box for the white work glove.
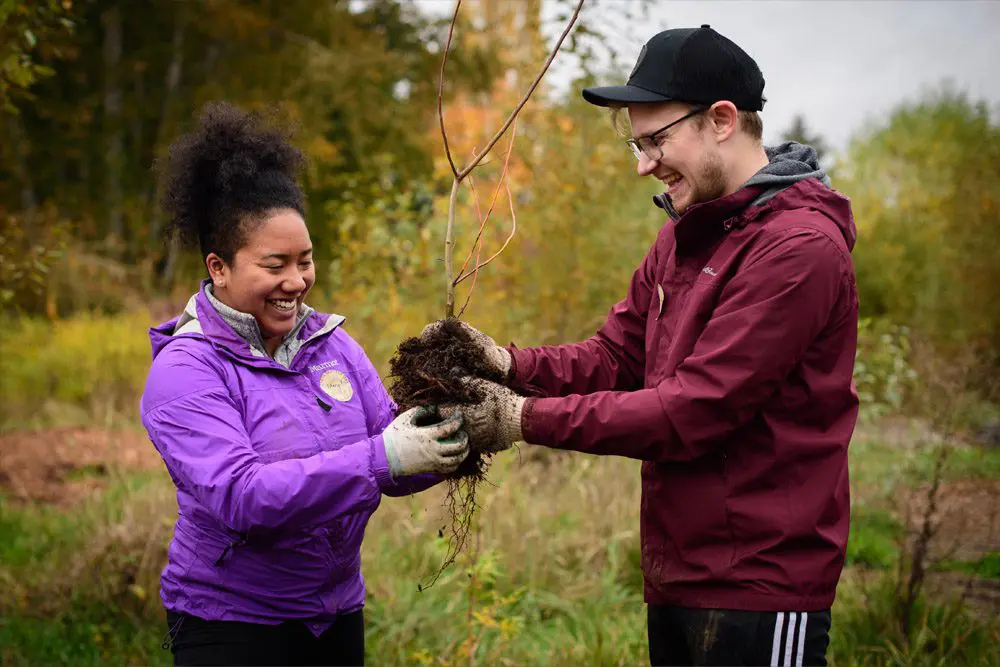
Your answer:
[382,407,469,477]
[420,320,512,378]
[440,378,526,454]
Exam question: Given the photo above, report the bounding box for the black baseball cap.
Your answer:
[582,25,766,111]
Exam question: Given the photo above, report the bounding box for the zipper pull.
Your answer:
[214,543,234,566]
[214,533,248,566]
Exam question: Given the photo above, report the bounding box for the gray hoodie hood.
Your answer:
[743,141,830,207]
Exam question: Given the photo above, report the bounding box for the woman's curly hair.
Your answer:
[159,102,306,263]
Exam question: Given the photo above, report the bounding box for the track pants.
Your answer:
[647,605,832,666]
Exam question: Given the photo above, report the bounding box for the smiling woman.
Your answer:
[142,102,472,666]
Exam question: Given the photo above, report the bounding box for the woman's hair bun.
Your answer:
[160,102,306,262]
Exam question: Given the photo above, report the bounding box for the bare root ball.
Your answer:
[388,317,508,480]
[388,317,521,586]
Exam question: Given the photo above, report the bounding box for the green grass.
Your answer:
[930,445,1000,481]
[2,422,999,665]
[936,552,1000,580]
[846,506,904,570]
[1,611,170,667]
[850,429,1000,493]
[830,572,1000,667]
[0,454,652,666]
[0,311,155,431]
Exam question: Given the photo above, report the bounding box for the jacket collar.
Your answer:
[168,280,345,369]
[655,185,766,252]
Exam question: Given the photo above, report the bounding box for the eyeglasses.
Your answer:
[625,106,708,162]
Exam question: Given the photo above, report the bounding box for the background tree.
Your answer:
[0,0,500,310]
[781,113,831,165]
[840,86,1000,385]
[0,0,74,114]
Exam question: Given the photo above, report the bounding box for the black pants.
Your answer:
[164,610,365,666]
[647,605,831,666]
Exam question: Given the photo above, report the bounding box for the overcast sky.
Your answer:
[598,0,1000,153]
[417,0,1000,156]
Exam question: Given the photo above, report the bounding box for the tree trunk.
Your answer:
[5,114,38,220]
[149,14,185,254]
[102,5,124,253]
[161,39,217,290]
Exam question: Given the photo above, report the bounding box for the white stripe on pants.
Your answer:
[796,612,809,667]
[784,612,797,666]
[770,612,785,666]
[771,611,809,666]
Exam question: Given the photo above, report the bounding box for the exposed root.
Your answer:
[388,318,512,587]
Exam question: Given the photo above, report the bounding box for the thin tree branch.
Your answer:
[457,120,518,282]
[456,174,517,286]
[456,242,484,319]
[444,178,461,317]
[455,121,518,286]
[455,173,488,319]
[455,0,585,182]
[437,0,462,179]
[460,174,487,273]
[443,0,584,317]
[456,172,485,282]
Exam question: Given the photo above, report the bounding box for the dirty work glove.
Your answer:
[440,378,525,454]
[382,407,469,477]
[420,320,511,378]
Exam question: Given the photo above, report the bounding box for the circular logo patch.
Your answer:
[320,370,354,402]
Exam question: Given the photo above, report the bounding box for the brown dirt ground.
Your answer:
[0,427,161,506]
[891,477,1000,616]
[899,479,1000,563]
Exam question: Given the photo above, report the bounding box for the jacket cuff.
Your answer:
[519,397,540,445]
[505,343,527,386]
[371,435,395,490]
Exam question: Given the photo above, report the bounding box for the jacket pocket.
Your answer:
[324,511,367,577]
[642,456,736,581]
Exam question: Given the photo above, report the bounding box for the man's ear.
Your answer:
[708,101,739,142]
[205,252,228,288]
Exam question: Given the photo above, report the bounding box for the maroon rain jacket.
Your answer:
[509,147,858,611]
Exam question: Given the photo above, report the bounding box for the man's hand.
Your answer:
[382,407,469,477]
[421,320,511,378]
[440,378,526,454]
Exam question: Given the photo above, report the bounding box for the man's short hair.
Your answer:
[739,110,763,141]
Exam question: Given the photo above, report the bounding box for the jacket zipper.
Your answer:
[214,533,248,566]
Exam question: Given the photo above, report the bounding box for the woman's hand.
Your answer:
[382,407,469,477]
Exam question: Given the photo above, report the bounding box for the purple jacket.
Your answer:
[140,286,435,631]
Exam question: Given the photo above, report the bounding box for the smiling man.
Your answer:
[427,24,859,666]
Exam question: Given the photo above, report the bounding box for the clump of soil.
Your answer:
[388,317,507,480]
[387,317,517,587]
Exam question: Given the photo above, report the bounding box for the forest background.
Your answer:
[1,1,999,665]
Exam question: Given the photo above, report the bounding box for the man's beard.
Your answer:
[673,150,728,213]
